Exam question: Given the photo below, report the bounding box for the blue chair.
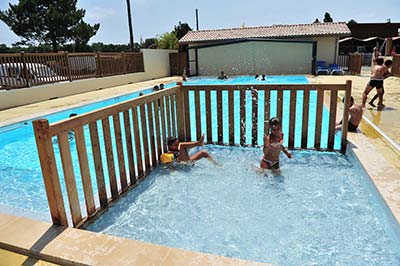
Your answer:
[329,64,344,75]
[316,61,330,75]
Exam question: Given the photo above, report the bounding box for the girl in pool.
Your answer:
[165,134,216,164]
[260,117,293,174]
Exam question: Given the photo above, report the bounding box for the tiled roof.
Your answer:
[179,22,351,44]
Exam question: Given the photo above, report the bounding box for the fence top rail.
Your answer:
[68,52,96,56]
[48,87,179,136]
[180,83,348,91]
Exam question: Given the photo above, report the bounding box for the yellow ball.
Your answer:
[160,153,174,164]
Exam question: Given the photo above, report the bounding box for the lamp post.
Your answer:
[126,0,134,51]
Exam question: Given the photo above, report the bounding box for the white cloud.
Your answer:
[86,7,117,20]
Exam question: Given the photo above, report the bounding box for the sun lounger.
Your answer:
[329,64,344,75]
[316,61,330,75]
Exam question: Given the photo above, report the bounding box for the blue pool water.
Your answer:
[87,146,400,266]
[0,75,339,217]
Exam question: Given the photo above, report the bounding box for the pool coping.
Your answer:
[0,79,399,264]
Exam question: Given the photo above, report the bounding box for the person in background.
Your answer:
[369,59,393,108]
[260,117,292,175]
[371,47,381,68]
[391,47,396,57]
[153,85,160,92]
[362,57,389,108]
[335,96,363,132]
[217,71,228,79]
[255,74,259,79]
[182,68,187,82]
[159,83,165,90]
[139,92,144,96]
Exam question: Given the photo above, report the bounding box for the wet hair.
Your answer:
[269,117,281,127]
[139,92,144,96]
[342,96,354,103]
[69,113,78,117]
[376,57,384,65]
[255,74,259,79]
[384,60,393,67]
[160,83,164,87]
[167,137,178,147]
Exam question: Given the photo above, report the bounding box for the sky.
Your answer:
[1,0,400,46]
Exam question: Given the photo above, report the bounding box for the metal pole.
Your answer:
[196,9,199,30]
[126,0,134,52]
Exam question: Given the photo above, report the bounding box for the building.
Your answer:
[179,22,351,76]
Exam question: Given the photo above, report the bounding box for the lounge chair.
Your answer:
[316,61,330,75]
[329,64,344,75]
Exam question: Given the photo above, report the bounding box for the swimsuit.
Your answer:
[262,141,282,169]
[338,120,358,132]
[172,150,180,159]
[262,158,280,169]
[368,79,384,89]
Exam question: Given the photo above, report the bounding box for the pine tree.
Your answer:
[0,0,99,51]
[323,12,333,23]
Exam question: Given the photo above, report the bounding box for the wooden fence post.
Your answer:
[122,51,127,74]
[176,82,186,140]
[64,51,72,82]
[32,119,68,226]
[340,80,352,154]
[20,51,30,88]
[97,51,103,77]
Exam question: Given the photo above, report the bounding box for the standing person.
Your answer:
[336,96,363,132]
[362,58,388,108]
[182,68,187,82]
[368,60,393,107]
[260,117,292,175]
[217,71,228,79]
[371,47,381,68]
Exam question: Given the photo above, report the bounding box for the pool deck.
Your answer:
[0,74,400,265]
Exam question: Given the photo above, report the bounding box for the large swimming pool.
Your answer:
[0,75,339,218]
[87,146,400,266]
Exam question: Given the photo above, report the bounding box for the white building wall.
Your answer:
[195,41,313,76]
[0,49,177,110]
[307,36,337,64]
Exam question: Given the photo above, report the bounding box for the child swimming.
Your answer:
[260,117,292,174]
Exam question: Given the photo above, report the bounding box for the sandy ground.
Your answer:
[308,69,400,147]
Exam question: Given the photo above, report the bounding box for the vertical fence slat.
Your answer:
[140,104,151,171]
[165,95,172,138]
[33,119,68,226]
[195,90,201,139]
[205,90,212,143]
[240,90,246,146]
[341,80,352,154]
[264,89,270,136]
[301,90,310,149]
[217,89,223,144]
[123,110,136,184]
[89,122,108,208]
[153,99,162,159]
[58,132,82,227]
[183,89,191,140]
[101,118,118,198]
[74,126,96,217]
[159,96,167,152]
[147,102,157,166]
[251,89,258,146]
[314,89,324,150]
[132,106,144,177]
[328,90,338,150]
[229,90,235,145]
[277,89,284,120]
[113,114,127,190]
[171,94,177,137]
[288,90,296,149]
[176,85,186,141]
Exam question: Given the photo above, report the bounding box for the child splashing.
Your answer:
[260,117,293,175]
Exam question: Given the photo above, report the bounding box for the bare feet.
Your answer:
[198,134,205,146]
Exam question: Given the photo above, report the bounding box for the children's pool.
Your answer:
[0,75,341,218]
[87,146,400,266]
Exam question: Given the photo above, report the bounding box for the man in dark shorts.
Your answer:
[362,58,389,108]
[336,96,363,132]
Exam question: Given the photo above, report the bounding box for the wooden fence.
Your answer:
[33,81,351,228]
[348,53,363,75]
[0,52,144,89]
[392,54,400,77]
[169,52,186,76]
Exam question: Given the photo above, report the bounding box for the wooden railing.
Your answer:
[337,55,349,70]
[348,53,363,75]
[392,54,400,77]
[0,52,144,89]
[33,81,351,228]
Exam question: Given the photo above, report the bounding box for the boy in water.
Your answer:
[167,134,215,163]
[260,117,292,174]
[335,96,363,132]
[362,57,390,108]
[368,59,393,108]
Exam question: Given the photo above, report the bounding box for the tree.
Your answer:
[141,38,158,49]
[313,18,320,23]
[173,22,192,40]
[348,19,357,25]
[0,0,99,51]
[73,21,100,52]
[323,12,333,22]
[158,32,178,49]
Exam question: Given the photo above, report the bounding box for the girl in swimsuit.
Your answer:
[260,117,292,174]
[167,134,216,163]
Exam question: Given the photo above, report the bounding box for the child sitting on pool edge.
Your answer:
[164,134,216,164]
[260,117,292,174]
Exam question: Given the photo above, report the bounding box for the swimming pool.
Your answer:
[87,146,400,266]
[0,75,340,218]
